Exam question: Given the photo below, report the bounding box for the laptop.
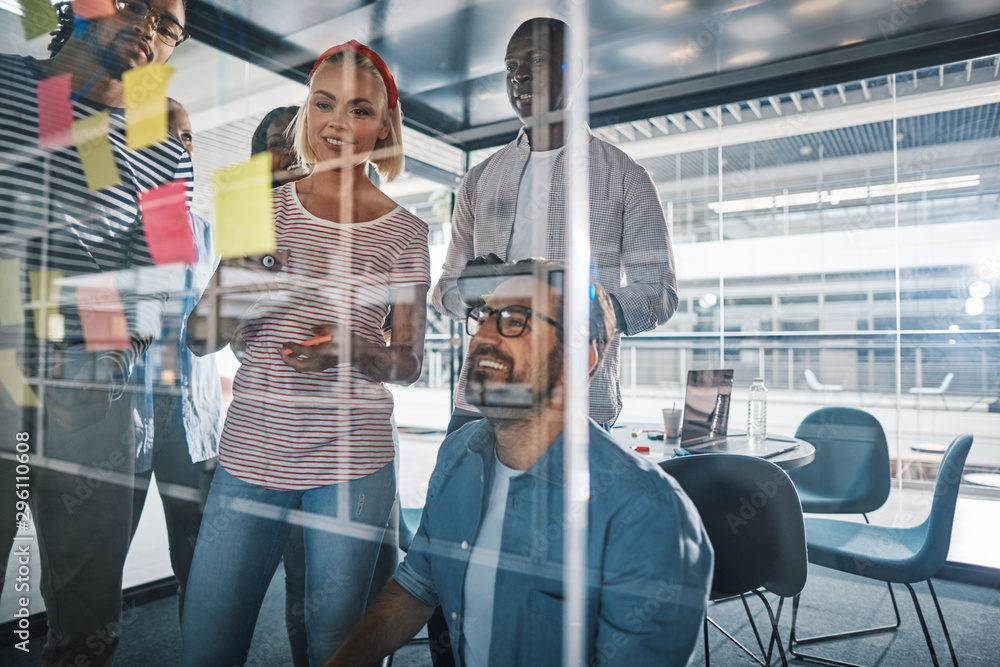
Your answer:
[680,369,735,451]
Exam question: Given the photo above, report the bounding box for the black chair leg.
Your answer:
[905,582,942,667]
[741,593,769,661]
[926,579,959,667]
[704,615,710,667]
[752,589,788,667]
[789,580,900,647]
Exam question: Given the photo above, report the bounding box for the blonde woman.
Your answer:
[182,41,429,666]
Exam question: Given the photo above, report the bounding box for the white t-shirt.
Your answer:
[462,452,523,667]
[507,147,561,261]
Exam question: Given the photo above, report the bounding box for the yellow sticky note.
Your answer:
[18,0,58,41]
[28,270,64,341]
[213,153,275,259]
[123,63,175,150]
[72,111,121,191]
[0,259,25,327]
[0,349,40,407]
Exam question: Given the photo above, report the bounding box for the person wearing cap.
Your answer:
[324,260,712,667]
[180,41,430,666]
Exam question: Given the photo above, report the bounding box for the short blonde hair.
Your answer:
[292,51,404,182]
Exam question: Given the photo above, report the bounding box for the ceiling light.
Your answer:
[965,298,985,316]
[728,50,770,66]
[708,174,981,214]
[799,145,813,156]
[968,280,991,298]
[791,0,842,15]
[948,324,960,332]
[698,293,718,309]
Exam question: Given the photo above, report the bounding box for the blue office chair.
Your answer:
[661,454,807,667]
[785,408,903,649]
[788,433,973,667]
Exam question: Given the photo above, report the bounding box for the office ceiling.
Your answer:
[185,0,1000,150]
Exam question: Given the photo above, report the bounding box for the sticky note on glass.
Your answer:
[0,349,41,407]
[18,0,58,41]
[28,270,64,341]
[72,0,115,19]
[37,73,74,149]
[123,63,174,150]
[0,259,25,327]
[139,180,196,265]
[76,275,130,351]
[213,153,275,259]
[72,111,121,191]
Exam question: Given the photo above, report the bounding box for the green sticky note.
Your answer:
[0,259,25,327]
[123,63,174,150]
[213,153,275,259]
[18,0,59,41]
[71,110,122,192]
[0,349,41,407]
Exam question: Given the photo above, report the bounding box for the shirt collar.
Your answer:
[515,124,594,152]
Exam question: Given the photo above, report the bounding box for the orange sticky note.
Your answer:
[213,153,275,259]
[0,259,25,327]
[71,111,121,191]
[76,275,130,351]
[139,180,196,264]
[0,349,41,407]
[18,0,59,41]
[123,63,174,150]
[28,270,64,341]
[72,0,115,18]
[38,73,74,149]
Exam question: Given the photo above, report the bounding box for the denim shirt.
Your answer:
[395,419,713,666]
[134,213,222,470]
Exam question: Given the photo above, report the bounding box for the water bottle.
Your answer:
[748,378,767,443]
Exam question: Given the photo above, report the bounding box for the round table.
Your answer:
[616,427,815,471]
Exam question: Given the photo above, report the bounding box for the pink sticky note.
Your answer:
[37,73,74,149]
[76,275,130,351]
[72,0,115,18]
[138,180,196,265]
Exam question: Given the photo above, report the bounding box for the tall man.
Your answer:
[326,261,712,667]
[0,2,193,664]
[432,17,678,433]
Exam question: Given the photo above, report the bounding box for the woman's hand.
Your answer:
[281,323,346,372]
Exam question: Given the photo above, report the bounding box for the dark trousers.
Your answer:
[2,383,135,667]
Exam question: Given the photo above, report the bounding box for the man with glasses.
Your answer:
[325,261,712,667]
[0,1,191,664]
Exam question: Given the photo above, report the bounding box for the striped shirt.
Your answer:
[0,54,192,389]
[219,182,430,490]
[431,127,678,424]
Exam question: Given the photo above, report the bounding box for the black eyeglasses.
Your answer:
[115,0,190,47]
[466,305,561,338]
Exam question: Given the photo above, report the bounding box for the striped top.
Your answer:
[219,182,430,490]
[0,54,193,384]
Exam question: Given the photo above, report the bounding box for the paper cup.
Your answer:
[662,408,682,439]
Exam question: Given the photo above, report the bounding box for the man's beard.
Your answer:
[465,343,562,411]
[78,21,132,80]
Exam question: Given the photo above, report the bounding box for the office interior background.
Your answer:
[1,0,998,662]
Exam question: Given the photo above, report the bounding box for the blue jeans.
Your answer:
[181,462,395,666]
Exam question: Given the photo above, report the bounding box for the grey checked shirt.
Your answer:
[432,127,678,424]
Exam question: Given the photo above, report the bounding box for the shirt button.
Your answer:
[451,612,458,621]
[461,540,469,549]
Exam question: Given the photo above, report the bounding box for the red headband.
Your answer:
[309,40,399,110]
